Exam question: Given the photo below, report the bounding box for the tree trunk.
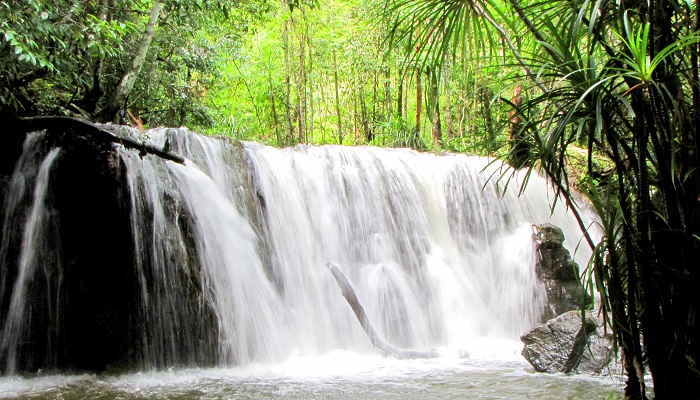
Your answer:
[268,69,281,146]
[396,75,404,119]
[384,68,391,120]
[333,49,342,145]
[352,69,359,140]
[470,74,478,149]
[415,70,422,135]
[507,83,530,167]
[283,19,293,146]
[296,17,306,144]
[359,84,371,142]
[478,84,494,153]
[302,8,314,143]
[100,1,163,123]
[17,117,184,164]
[428,67,442,146]
[639,0,700,396]
[443,61,454,139]
[76,0,110,117]
[326,262,439,360]
[372,70,378,124]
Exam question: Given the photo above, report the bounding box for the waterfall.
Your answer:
[0,127,599,373]
[0,134,62,374]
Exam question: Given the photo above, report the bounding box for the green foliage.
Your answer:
[370,116,424,148]
[379,0,700,397]
[0,0,271,123]
[196,0,522,149]
[617,13,700,85]
[3,0,698,397]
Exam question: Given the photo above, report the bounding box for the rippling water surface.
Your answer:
[0,352,623,399]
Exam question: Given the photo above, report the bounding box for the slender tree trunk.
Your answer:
[403,77,408,123]
[268,69,281,146]
[634,91,654,400]
[384,68,391,119]
[397,74,404,119]
[507,83,529,167]
[296,18,307,144]
[471,74,478,149]
[693,3,700,151]
[606,122,647,400]
[478,84,494,153]
[360,83,371,142]
[443,61,454,139]
[415,69,422,135]
[372,71,378,125]
[100,1,163,123]
[333,49,342,145]
[79,0,110,117]
[302,8,314,143]
[428,67,442,146]
[283,19,293,146]
[352,68,359,140]
[459,67,469,138]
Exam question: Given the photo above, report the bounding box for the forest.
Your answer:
[2,0,700,398]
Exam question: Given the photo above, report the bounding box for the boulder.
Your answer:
[521,310,614,374]
[533,223,592,320]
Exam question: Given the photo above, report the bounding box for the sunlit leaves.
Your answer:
[617,12,700,85]
[0,0,273,119]
[379,0,493,70]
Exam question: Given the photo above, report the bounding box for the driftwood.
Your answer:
[325,262,440,359]
[16,116,185,165]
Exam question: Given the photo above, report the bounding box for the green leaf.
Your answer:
[4,31,14,41]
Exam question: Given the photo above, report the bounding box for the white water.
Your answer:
[118,128,599,366]
[0,136,62,375]
[0,128,616,397]
[0,354,624,399]
[169,162,287,364]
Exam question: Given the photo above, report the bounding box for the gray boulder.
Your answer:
[521,310,614,374]
[533,223,592,320]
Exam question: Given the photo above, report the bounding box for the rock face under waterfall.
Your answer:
[520,310,614,374]
[0,122,141,372]
[0,121,218,373]
[533,223,591,320]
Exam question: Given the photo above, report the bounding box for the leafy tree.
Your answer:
[0,0,271,125]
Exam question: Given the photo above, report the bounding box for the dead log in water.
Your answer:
[325,262,440,359]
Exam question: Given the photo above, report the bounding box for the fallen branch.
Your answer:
[16,116,185,165]
[325,262,439,359]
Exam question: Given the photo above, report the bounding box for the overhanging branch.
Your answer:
[16,116,185,165]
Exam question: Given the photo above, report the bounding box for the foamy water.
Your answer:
[0,353,623,399]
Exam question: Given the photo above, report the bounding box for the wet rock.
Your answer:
[521,310,614,374]
[533,223,592,320]
[0,123,218,373]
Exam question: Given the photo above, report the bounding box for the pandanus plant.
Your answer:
[377,0,700,398]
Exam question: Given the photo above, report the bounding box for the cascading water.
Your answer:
[0,126,600,375]
[0,135,62,375]
[123,128,597,365]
